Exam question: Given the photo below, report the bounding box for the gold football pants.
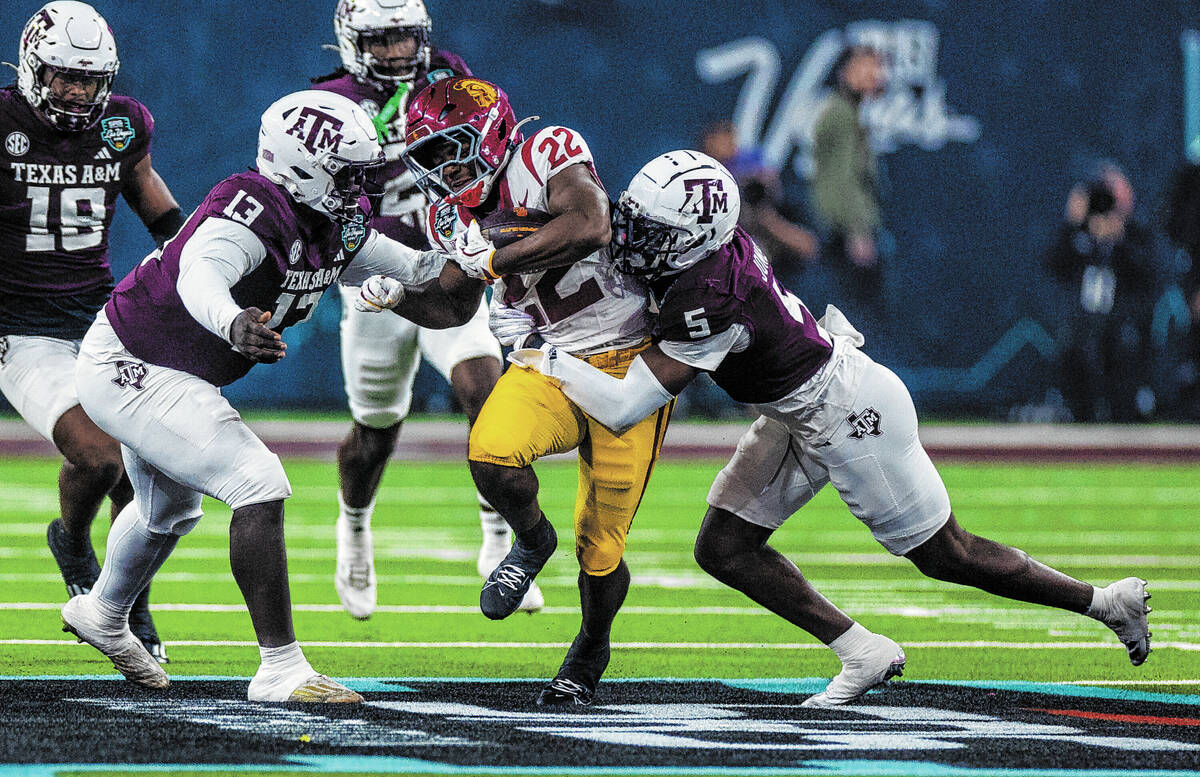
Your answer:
[468,343,672,575]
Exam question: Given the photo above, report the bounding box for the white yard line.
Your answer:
[4,639,1200,650]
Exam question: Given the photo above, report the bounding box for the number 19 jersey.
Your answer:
[0,86,154,338]
[424,125,651,355]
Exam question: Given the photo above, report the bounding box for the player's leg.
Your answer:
[469,366,586,619]
[334,286,422,618]
[536,354,673,707]
[694,508,852,644]
[75,318,358,701]
[700,414,904,708]
[419,304,547,610]
[826,355,1151,666]
[0,334,166,660]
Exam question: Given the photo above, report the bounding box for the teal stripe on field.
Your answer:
[2,756,1199,777]
[6,675,1200,705]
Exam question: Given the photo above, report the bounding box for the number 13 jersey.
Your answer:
[424,125,651,355]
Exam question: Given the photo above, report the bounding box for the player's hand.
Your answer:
[230,308,286,363]
[354,275,406,313]
[453,220,499,281]
[488,302,538,347]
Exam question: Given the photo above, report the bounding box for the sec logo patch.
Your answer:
[5,131,29,157]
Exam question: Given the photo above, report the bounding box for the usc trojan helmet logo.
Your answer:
[453,79,497,108]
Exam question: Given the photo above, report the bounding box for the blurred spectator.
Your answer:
[810,44,887,320]
[1043,165,1156,421]
[700,121,817,267]
[1164,158,1200,417]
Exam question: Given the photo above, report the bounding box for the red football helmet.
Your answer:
[402,76,530,208]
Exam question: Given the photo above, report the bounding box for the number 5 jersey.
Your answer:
[422,125,651,355]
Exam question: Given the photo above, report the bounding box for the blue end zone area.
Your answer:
[2,677,1199,776]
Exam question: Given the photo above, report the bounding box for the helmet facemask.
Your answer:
[404,106,502,207]
[611,193,707,279]
[33,63,113,130]
[356,26,428,83]
[317,151,385,221]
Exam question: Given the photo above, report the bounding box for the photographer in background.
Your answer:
[1043,165,1156,421]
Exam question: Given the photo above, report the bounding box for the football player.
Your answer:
[65,89,484,701]
[311,0,538,619]
[397,76,668,706]
[514,150,1153,707]
[1,1,184,662]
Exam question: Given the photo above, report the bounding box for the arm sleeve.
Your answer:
[657,324,749,371]
[342,228,446,287]
[176,218,267,343]
[538,349,674,434]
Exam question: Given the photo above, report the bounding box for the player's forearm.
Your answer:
[523,349,672,434]
[177,258,244,343]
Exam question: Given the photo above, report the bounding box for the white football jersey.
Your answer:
[424,125,651,355]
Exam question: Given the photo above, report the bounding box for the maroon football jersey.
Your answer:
[106,171,371,387]
[312,49,470,249]
[654,227,833,404]
[0,86,153,338]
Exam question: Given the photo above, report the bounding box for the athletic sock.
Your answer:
[249,642,317,700]
[1085,585,1109,620]
[92,503,179,614]
[479,494,510,539]
[828,622,875,660]
[338,490,375,531]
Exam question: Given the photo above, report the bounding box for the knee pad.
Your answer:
[576,533,626,577]
[469,423,535,468]
[217,449,292,511]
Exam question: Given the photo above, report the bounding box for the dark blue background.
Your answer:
[29,0,1198,414]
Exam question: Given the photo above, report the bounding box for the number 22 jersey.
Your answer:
[423,125,651,355]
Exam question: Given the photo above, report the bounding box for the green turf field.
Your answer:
[1,456,1196,692]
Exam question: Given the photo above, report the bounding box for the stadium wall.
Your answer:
[31,0,1197,416]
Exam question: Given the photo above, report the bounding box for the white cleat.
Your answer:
[801,635,905,708]
[1096,577,1152,666]
[479,533,545,614]
[61,595,169,690]
[248,670,363,703]
[335,516,376,620]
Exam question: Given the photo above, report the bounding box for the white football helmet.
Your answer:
[16,1,119,131]
[334,0,431,84]
[612,150,741,279]
[257,90,385,222]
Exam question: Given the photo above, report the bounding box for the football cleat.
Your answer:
[47,518,100,598]
[249,671,363,703]
[128,586,168,664]
[480,520,556,621]
[61,595,169,690]
[335,515,376,620]
[801,635,905,708]
[1095,577,1152,666]
[537,637,610,707]
[478,525,545,614]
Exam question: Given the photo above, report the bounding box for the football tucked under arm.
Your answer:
[509,346,675,434]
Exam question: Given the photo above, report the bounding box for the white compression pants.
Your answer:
[75,310,291,537]
[338,286,499,428]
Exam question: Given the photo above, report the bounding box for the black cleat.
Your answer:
[480,519,556,620]
[128,586,168,664]
[47,518,100,598]
[536,637,610,707]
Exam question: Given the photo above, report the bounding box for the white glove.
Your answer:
[353,275,405,313]
[453,220,499,280]
[488,302,537,347]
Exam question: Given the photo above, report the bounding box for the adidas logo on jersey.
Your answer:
[94,148,113,160]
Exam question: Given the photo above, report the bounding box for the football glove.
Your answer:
[488,301,538,347]
[353,275,405,313]
[453,220,499,281]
